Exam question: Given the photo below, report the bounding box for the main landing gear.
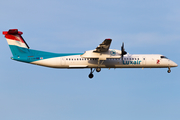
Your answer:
[88,60,103,78]
[88,68,101,79]
[89,68,95,79]
[96,67,101,72]
[167,67,171,73]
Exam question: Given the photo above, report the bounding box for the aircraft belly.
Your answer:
[31,57,61,68]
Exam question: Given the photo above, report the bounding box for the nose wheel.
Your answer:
[167,67,171,73]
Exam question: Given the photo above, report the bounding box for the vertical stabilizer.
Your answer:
[2,29,32,57]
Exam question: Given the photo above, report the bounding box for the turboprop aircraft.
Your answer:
[3,29,178,78]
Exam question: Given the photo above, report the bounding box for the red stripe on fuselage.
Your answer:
[5,34,25,43]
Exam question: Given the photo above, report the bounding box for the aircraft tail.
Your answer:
[2,29,33,57]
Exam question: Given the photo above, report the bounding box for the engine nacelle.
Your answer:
[81,49,122,60]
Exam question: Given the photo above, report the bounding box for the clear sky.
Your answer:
[0,0,180,120]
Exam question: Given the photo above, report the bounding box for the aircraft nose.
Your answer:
[174,62,178,67]
[170,61,178,67]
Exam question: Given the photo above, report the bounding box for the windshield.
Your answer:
[161,56,168,59]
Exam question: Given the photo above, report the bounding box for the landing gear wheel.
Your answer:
[88,68,95,79]
[167,69,171,73]
[89,73,94,78]
[167,67,171,73]
[96,68,101,72]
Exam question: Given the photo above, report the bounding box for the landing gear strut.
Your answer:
[95,60,103,73]
[167,67,171,73]
[89,68,95,79]
[88,59,103,79]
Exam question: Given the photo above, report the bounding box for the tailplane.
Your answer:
[3,29,32,57]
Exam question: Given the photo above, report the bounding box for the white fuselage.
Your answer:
[31,54,177,69]
[3,29,178,78]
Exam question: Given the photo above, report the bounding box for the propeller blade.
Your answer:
[121,42,127,60]
[121,42,124,51]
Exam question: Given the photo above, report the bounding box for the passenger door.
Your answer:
[60,58,66,65]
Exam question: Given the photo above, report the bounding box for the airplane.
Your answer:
[2,29,178,78]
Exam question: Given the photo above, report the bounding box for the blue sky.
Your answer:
[0,0,180,120]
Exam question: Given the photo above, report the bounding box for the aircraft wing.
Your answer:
[94,39,112,52]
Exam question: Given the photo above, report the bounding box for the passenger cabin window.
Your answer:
[161,56,168,59]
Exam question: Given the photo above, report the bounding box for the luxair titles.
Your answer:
[110,50,142,65]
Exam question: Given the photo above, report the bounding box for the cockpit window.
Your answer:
[161,56,168,59]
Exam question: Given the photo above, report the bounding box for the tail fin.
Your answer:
[3,29,32,57]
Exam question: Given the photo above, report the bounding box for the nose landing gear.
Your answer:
[167,67,171,73]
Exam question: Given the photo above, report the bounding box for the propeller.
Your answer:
[121,42,127,60]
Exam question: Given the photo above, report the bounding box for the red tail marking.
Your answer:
[5,34,25,43]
